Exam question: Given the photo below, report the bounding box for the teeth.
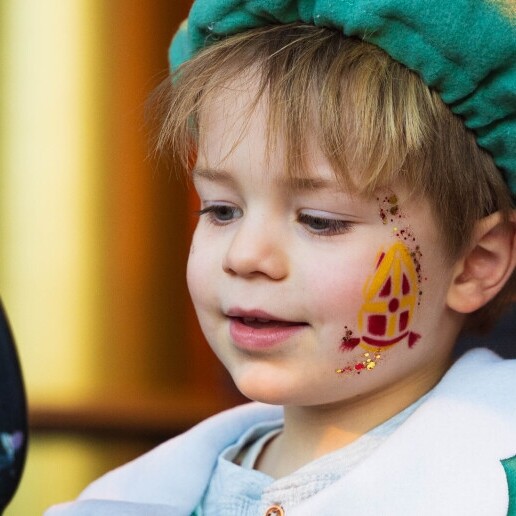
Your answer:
[242,317,271,324]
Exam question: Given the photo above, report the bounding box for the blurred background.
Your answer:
[0,1,243,513]
[0,1,514,514]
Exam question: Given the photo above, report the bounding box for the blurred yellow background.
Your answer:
[2,1,514,514]
[0,1,242,513]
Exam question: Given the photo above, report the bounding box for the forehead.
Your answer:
[197,70,269,151]
[193,64,421,200]
[196,72,346,189]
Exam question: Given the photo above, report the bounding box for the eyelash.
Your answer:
[197,205,242,225]
[297,213,354,236]
[198,205,354,236]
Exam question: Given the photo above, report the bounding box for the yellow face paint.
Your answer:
[357,241,421,351]
[337,201,423,376]
[338,242,421,358]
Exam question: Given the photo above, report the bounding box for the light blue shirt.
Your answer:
[197,394,429,515]
[45,350,516,516]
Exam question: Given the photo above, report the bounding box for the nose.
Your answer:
[222,216,289,280]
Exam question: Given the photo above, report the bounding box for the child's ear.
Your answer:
[447,211,516,313]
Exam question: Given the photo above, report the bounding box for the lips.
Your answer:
[239,317,300,329]
[226,308,308,350]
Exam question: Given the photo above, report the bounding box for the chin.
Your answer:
[232,373,335,407]
[230,368,300,406]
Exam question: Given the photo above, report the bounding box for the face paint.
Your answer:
[381,193,426,302]
[336,194,424,376]
[379,194,400,225]
[336,242,422,375]
[336,351,383,375]
[339,326,361,351]
[358,241,421,350]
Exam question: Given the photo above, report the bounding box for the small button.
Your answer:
[265,505,285,516]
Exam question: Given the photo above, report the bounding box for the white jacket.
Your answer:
[46,348,516,515]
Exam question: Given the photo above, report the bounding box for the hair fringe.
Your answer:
[149,23,515,332]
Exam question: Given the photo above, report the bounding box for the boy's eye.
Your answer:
[198,204,242,224]
[298,212,353,236]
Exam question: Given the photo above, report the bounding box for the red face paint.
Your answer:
[399,311,409,332]
[335,195,426,377]
[368,315,387,336]
[340,326,361,351]
[379,277,392,297]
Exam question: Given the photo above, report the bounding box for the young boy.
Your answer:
[48,0,516,514]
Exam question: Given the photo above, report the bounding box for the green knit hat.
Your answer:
[169,0,516,195]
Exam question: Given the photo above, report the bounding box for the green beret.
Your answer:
[169,0,516,195]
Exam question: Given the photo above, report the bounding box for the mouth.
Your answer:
[226,308,307,328]
[226,308,308,349]
[236,317,305,329]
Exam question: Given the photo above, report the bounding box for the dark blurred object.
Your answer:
[0,300,28,512]
[456,303,516,358]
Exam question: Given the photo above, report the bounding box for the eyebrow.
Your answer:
[192,167,236,185]
[192,167,338,191]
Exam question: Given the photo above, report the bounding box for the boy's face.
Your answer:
[187,80,462,408]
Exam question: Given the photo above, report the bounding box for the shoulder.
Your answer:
[46,402,283,514]
[440,348,516,405]
[429,348,516,431]
[295,349,516,516]
[81,401,282,500]
[420,348,516,513]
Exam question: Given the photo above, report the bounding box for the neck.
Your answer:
[255,354,452,479]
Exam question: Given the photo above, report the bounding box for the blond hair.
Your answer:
[151,23,515,331]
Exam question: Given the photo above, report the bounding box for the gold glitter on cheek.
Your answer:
[335,349,382,376]
[377,193,426,304]
[378,194,400,224]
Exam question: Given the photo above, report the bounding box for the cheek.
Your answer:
[186,253,198,301]
[303,256,370,322]
[186,232,213,308]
